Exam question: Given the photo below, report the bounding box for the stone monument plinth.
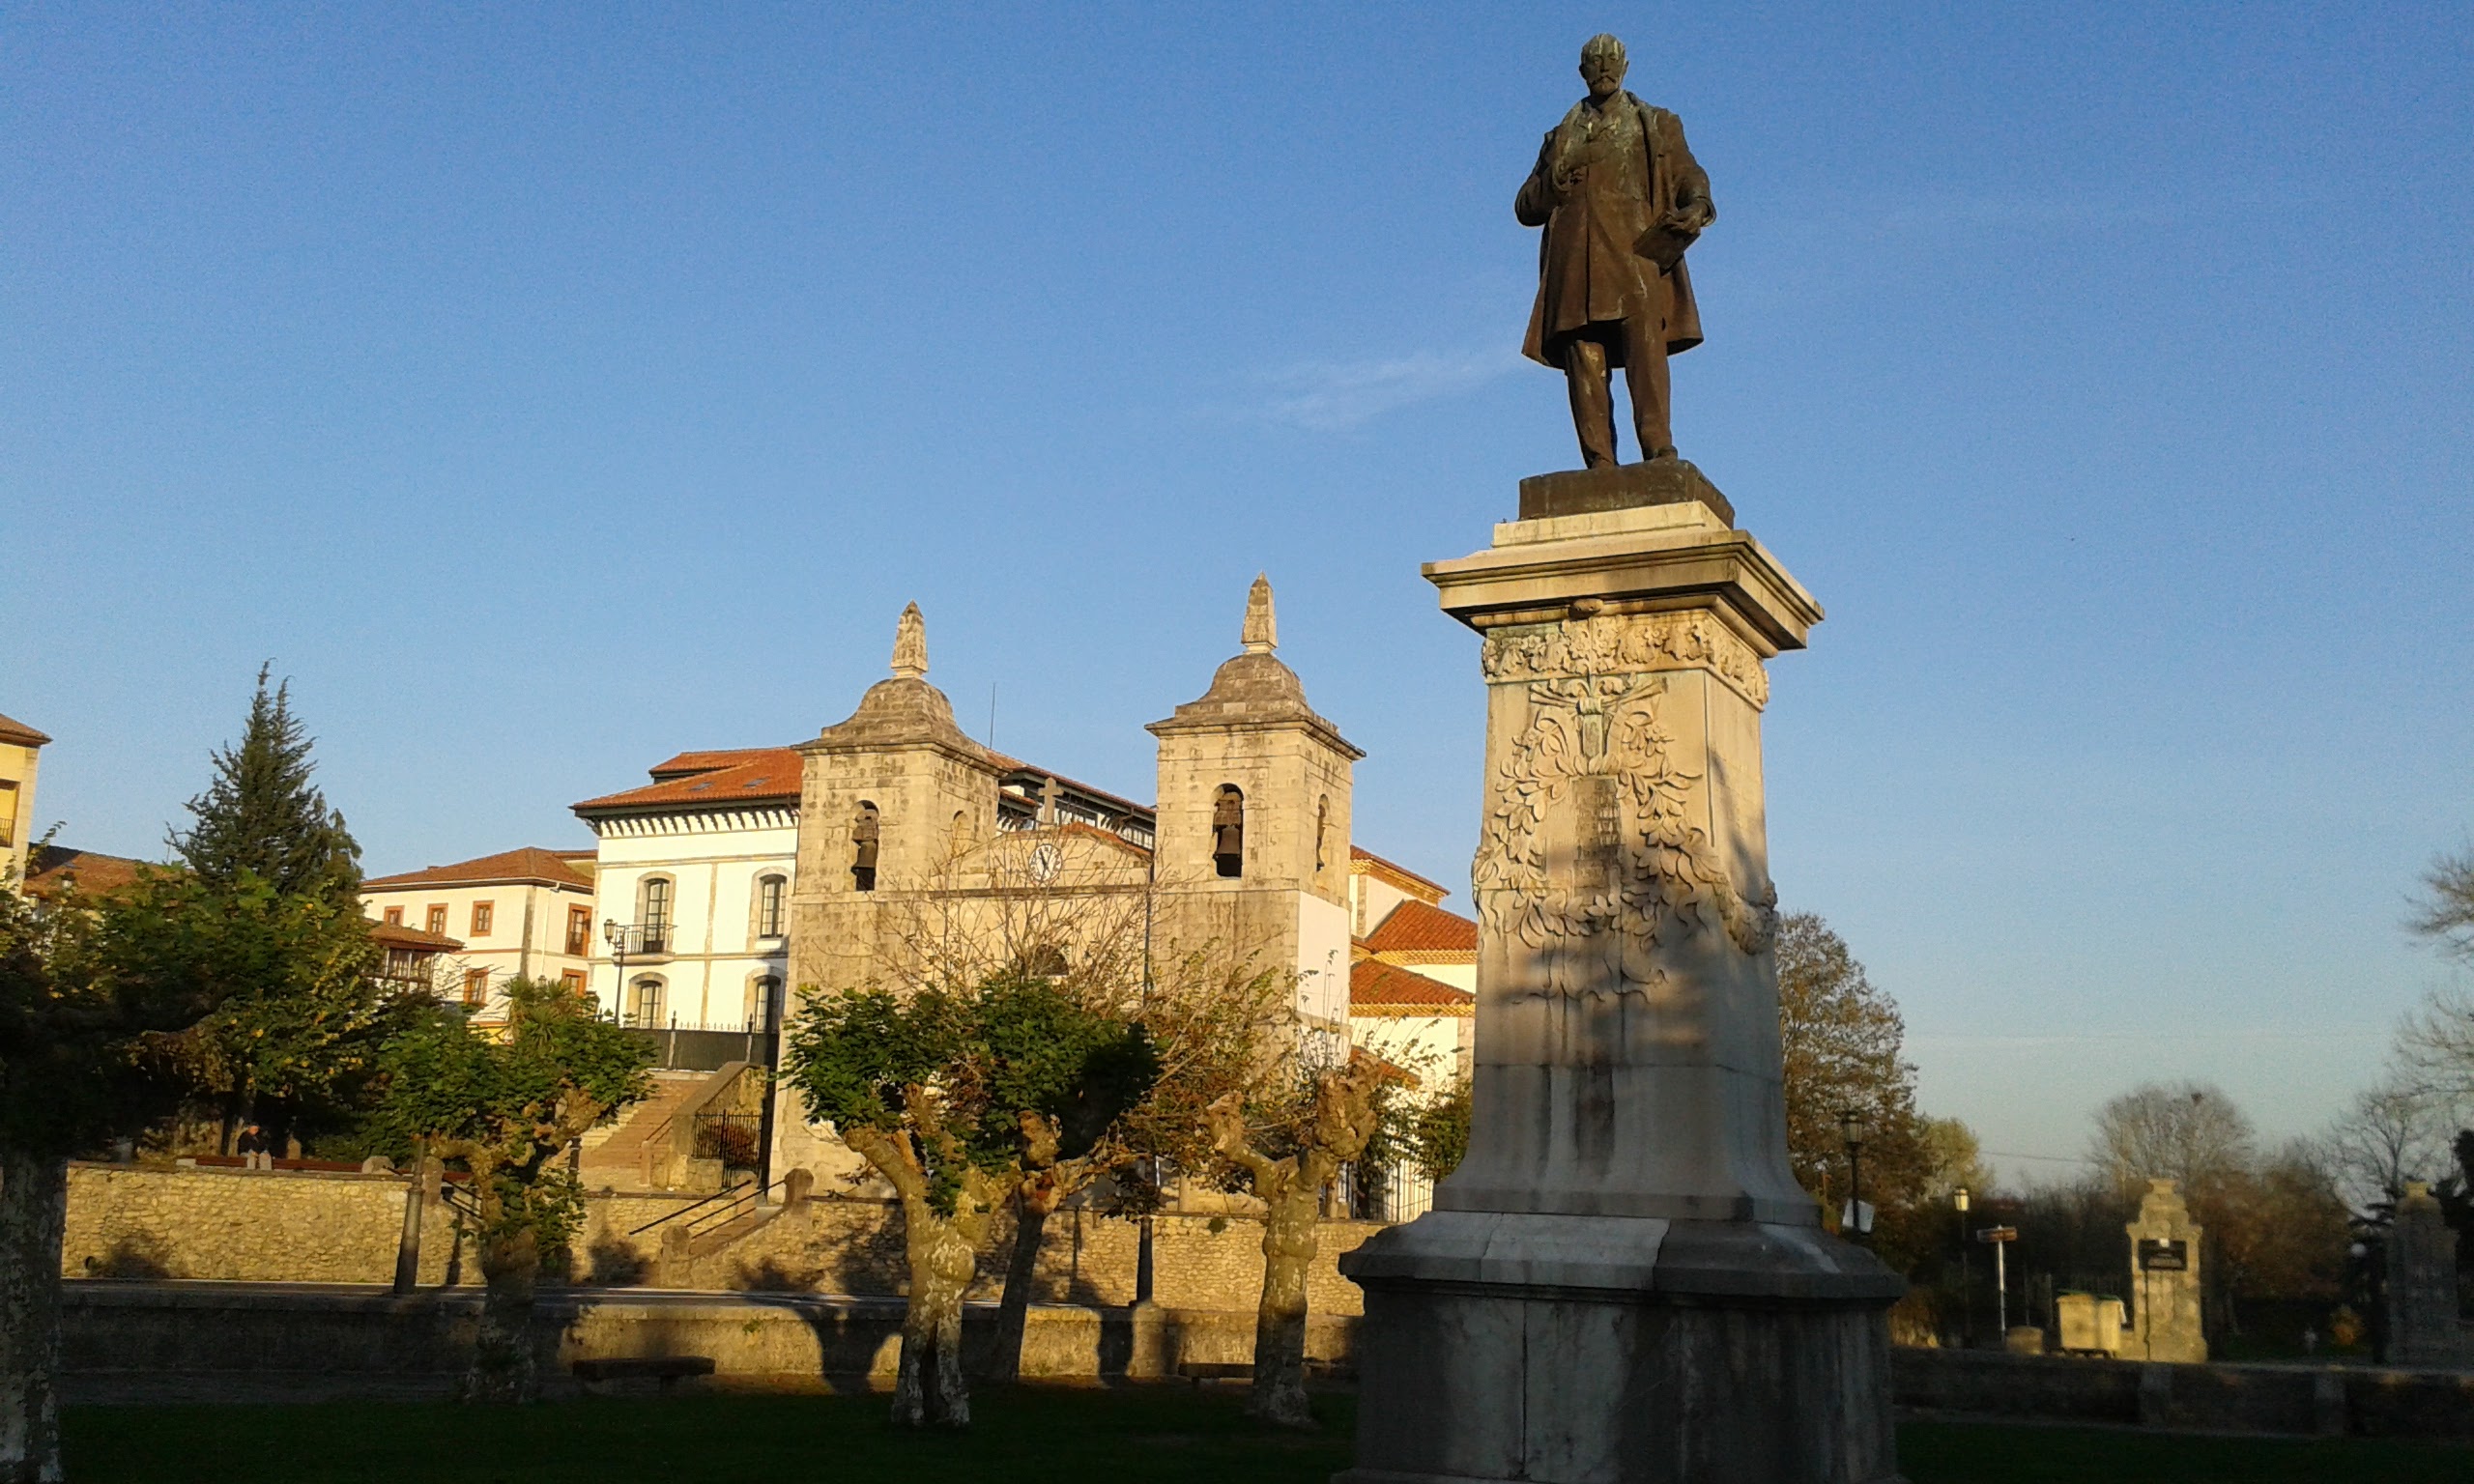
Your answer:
[1338,488,1904,1484]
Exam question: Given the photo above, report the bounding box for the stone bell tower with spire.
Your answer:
[790,602,1004,996]
[1148,576,1364,1041]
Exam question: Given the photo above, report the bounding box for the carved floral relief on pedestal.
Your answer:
[1480,610,1769,709]
[1473,615,1776,1007]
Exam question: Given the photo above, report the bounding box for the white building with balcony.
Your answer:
[360,847,597,1022]
[570,749,802,1034]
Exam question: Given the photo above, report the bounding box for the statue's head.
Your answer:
[1578,34,1627,99]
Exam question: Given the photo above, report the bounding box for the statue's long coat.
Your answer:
[1516,92,1712,368]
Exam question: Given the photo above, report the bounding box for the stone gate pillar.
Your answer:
[1339,470,1904,1484]
[2385,1182,2467,1367]
[2125,1178,2205,1363]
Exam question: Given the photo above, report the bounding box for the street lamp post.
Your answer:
[1955,1185,1972,1347]
[602,918,627,1024]
[752,976,783,1207]
[1837,1110,1869,1244]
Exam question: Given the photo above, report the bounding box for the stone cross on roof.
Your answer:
[891,602,928,679]
[1242,573,1277,655]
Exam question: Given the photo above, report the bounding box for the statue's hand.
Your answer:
[1640,214,1699,271]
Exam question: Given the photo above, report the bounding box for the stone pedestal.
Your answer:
[2124,1179,2204,1363]
[1339,491,1904,1484]
[2384,1182,2469,1367]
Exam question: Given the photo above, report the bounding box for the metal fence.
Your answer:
[614,1018,775,1072]
[1361,1157,1434,1224]
[693,1113,762,1170]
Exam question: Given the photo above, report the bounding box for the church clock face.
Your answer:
[1028,842,1063,883]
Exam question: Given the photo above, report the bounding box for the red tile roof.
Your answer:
[1047,820,1154,859]
[22,845,155,901]
[1349,845,1447,903]
[371,919,463,952]
[1350,959,1475,1011]
[571,750,804,814]
[363,847,593,891]
[647,747,791,782]
[0,711,48,749]
[1363,899,1479,956]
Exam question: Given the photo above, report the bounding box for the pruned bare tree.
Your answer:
[2322,1080,2452,1215]
[2409,842,2474,965]
[792,817,1309,1411]
[1203,1047,1390,1430]
[2397,984,2474,1111]
[2086,1081,2258,1201]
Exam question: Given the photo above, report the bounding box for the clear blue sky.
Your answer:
[7,4,2469,1180]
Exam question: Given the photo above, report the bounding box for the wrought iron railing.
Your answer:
[605,921,672,957]
[626,1173,791,1242]
[693,1112,762,1169]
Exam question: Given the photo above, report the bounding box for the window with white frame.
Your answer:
[636,877,673,954]
[756,873,788,938]
[629,976,666,1028]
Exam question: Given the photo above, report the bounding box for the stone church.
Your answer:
[564,577,1475,1092]
[792,578,1373,1051]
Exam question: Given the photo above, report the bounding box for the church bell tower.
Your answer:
[789,604,1003,995]
[1147,576,1363,1038]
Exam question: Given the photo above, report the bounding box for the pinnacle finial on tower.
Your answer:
[891,602,929,679]
[1242,574,1277,655]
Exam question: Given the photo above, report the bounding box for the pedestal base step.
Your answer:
[1517,460,1734,526]
[1341,1213,1903,1484]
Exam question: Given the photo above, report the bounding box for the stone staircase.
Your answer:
[686,1202,788,1260]
[578,1071,710,1189]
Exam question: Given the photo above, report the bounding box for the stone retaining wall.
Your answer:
[63,1161,1384,1317]
[58,1285,2474,1444]
[64,1164,461,1286]
[647,1197,1381,1317]
[59,1284,1357,1389]
[1893,1346,2474,1441]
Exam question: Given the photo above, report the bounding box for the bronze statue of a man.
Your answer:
[1517,34,1714,469]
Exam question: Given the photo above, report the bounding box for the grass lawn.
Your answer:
[58,1388,2474,1483]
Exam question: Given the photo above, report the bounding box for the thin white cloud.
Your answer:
[1251,348,1517,432]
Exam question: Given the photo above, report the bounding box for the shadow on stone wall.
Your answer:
[79,1233,173,1281]
[61,1161,1385,1318]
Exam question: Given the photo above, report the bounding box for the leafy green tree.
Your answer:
[783,972,1154,1428]
[160,668,394,1151]
[365,980,651,1402]
[1407,1073,1472,1185]
[0,875,232,1482]
[152,877,396,1154]
[1775,912,1929,1230]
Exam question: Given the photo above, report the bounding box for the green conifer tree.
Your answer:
[158,667,391,1151]
[169,663,361,903]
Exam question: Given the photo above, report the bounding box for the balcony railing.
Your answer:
[605,921,672,957]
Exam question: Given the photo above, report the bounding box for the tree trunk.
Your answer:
[891,1192,981,1428]
[988,1181,1058,1384]
[465,1220,539,1403]
[1250,1176,1323,1429]
[0,1150,69,1484]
